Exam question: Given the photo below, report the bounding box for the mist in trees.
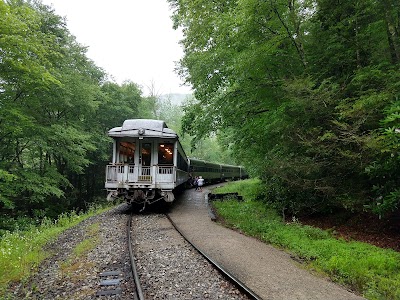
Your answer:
[170,0,400,218]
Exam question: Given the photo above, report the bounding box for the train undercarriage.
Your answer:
[107,188,175,211]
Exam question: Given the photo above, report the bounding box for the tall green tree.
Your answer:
[171,0,400,216]
[1,0,104,217]
[0,0,151,222]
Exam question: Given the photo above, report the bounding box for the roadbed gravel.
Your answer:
[9,185,367,300]
[9,203,250,299]
[168,185,366,300]
[10,205,135,299]
[133,213,249,299]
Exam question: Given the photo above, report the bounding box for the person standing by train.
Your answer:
[193,176,199,190]
[197,176,204,192]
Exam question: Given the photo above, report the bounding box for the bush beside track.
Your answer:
[212,179,400,300]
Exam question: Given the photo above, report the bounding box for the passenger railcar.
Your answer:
[105,119,247,209]
[188,158,222,183]
[105,119,188,208]
[221,164,246,181]
[188,158,248,184]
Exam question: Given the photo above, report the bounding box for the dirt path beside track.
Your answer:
[168,185,366,300]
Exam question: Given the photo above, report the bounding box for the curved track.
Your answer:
[127,214,145,300]
[165,213,263,300]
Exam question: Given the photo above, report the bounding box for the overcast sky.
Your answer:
[41,0,192,95]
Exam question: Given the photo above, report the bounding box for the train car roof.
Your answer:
[108,119,177,138]
[188,158,221,167]
[188,158,244,169]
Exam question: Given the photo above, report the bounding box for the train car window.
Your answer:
[158,143,174,165]
[119,142,135,163]
[141,143,152,166]
[178,151,189,171]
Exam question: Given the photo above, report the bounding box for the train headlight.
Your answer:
[138,128,145,135]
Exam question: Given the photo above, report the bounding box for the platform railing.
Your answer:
[157,166,174,183]
[138,166,152,182]
[127,165,137,182]
[106,164,175,184]
[106,164,125,182]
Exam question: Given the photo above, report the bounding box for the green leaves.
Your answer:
[0,1,61,96]
[174,0,400,217]
[14,168,67,204]
[44,124,95,174]
[0,1,146,218]
[0,170,17,209]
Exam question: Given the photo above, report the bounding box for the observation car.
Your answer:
[105,119,188,208]
[105,119,247,209]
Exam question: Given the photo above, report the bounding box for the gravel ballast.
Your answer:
[133,213,249,299]
[10,203,249,299]
[12,204,134,299]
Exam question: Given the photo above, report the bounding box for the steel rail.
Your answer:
[165,214,263,300]
[127,214,145,300]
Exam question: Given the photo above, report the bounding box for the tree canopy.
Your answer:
[0,0,150,221]
[170,0,400,217]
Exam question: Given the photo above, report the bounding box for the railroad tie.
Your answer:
[96,270,122,297]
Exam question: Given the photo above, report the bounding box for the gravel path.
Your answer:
[9,203,249,299]
[168,185,366,300]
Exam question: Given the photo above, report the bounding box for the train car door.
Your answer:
[139,141,152,181]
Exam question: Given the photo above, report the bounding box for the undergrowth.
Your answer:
[213,179,400,300]
[0,204,113,297]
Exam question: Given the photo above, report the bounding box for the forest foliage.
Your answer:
[0,0,170,225]
[1,0,399,226]
[169,0,400,218]
[0,0,222,227]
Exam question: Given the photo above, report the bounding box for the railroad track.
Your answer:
[95,213,144,299]
[165,213,262,300]
[94,211,143,299]
[127,211,259,299]
[127,213,145,300]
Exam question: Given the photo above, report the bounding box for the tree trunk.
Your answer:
[381,0,400,64]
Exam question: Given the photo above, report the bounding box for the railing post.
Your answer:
[123,164,127,182]
[174,166,177,183]
[152,165,156,184]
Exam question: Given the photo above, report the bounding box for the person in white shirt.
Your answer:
[197,176,205,192]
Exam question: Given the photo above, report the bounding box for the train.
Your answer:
[104,119,247,209]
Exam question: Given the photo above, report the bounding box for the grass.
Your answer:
[72,222,100,257]
[212,179,400,300]
[60,222,100,281]
[0,204,112,297]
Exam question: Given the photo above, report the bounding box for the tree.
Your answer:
[0,0,105,216]
[171,0,400,217]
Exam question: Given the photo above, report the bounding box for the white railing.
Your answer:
[141,167,151,175]
[106,164,176,185]
[138,166,152,182]
[127,165,137,182]
[106,165,125,182]
[157,166,174,183]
